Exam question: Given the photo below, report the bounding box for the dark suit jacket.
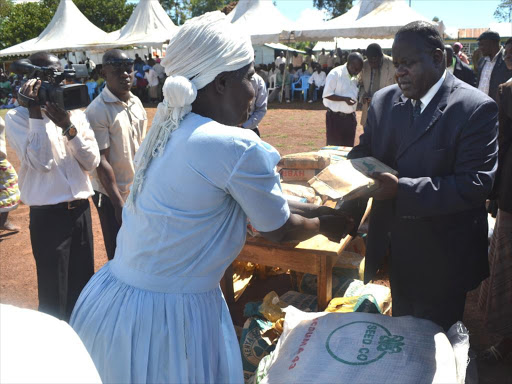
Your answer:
[477,50,512,103]
[453,56,476,87]
[347,72,498,300]
[494,81,512,213]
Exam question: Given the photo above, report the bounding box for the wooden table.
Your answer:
[222,201,371,310]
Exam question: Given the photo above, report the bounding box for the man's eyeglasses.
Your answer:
[104,60,134,73]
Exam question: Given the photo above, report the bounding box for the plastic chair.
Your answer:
[291,75,311,101]
[267,74,277,96]
[86,81,97,101]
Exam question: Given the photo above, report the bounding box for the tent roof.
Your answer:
[313,37,394,51]
[264,43,305,54]
[226,0,296,44]
[291,0,441,41]
[0,0,109,57]
[107,0,178,47]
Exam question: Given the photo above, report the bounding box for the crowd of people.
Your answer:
[0,9,511,382]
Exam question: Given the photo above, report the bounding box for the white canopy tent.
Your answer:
[106,0,178,48]
[290,0,443,42]
[0,0,109,57]
[226,0,297,45]
[313,37,394,52]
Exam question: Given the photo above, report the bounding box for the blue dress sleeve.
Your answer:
[225,139,290,232]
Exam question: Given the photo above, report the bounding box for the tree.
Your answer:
[432,16,439,22]
[494,0,512,22]
[0,2,54,50]
[40,0,135,33]
[74,0,135,32]
[313,0,352,19]
[189,0,232,17]
[160,0,190,25]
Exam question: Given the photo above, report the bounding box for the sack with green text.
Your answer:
[256,307,469,384]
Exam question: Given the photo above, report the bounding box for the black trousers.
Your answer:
[390,276,467,331]
[29,200,94,321]
[92,191,121,261]
[325,110,357,146]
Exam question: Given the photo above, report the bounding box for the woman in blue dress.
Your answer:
[71,12,353,383]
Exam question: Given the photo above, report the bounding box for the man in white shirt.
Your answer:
[477,31,512,103]
[241,72,267,137]
[322,52,363,146]
[307,64,326,103]
[318,48,329,71]
[275,51,286,68]
[144,65,160,103]
[5,52,100,321]
[86,49,147,261]
[152,58,166,101]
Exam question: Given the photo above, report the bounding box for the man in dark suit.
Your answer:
[477,30,512,103]
[345,21,498,330]
[445,45,476,87]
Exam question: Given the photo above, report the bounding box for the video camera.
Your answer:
[11,60,90,110]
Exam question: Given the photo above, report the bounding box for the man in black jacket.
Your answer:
[477,30,512,103]
[445,45,476,87]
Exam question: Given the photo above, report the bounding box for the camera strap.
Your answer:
[17,90,36,107]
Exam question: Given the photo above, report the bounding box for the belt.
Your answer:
[327,109,354,116]
[31,199,89,210]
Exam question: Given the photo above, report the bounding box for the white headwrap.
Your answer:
[126,11,254,209]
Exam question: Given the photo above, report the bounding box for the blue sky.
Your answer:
[277,0,504,29]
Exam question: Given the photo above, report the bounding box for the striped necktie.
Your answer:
[412,101,422,121]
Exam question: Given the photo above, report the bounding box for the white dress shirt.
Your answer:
[5,107,100,206]
[478,48,502,95]
[322,64,359,113]
[242,73,268,130]
[145,69,159,87]
[410,70,447,114]
[152,63,166,80]
[308,71,327,87]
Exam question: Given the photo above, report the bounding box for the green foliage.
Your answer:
[313,0,352,19]
[494,0,512,22]
[160,0,190,25]
[189,0,232,17]
[74,0,135,32]
[432,16,439,22]
[0,2,53,50]
[0,0,12,19]
[289,42,315,52]
[0,0,135,51]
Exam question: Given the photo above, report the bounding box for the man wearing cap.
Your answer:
[359,43,396,126]
[477,30,512,103]
[86,49,147,260]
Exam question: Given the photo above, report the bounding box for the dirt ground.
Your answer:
[1,102,511,381]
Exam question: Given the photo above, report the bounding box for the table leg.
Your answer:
[317,256,334,310]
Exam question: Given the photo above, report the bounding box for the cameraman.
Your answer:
[5,52,100,321]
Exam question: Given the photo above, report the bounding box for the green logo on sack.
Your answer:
[325,321,405,365]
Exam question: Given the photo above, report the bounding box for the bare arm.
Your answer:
[96,147,124,224]
[260,213,354,244]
